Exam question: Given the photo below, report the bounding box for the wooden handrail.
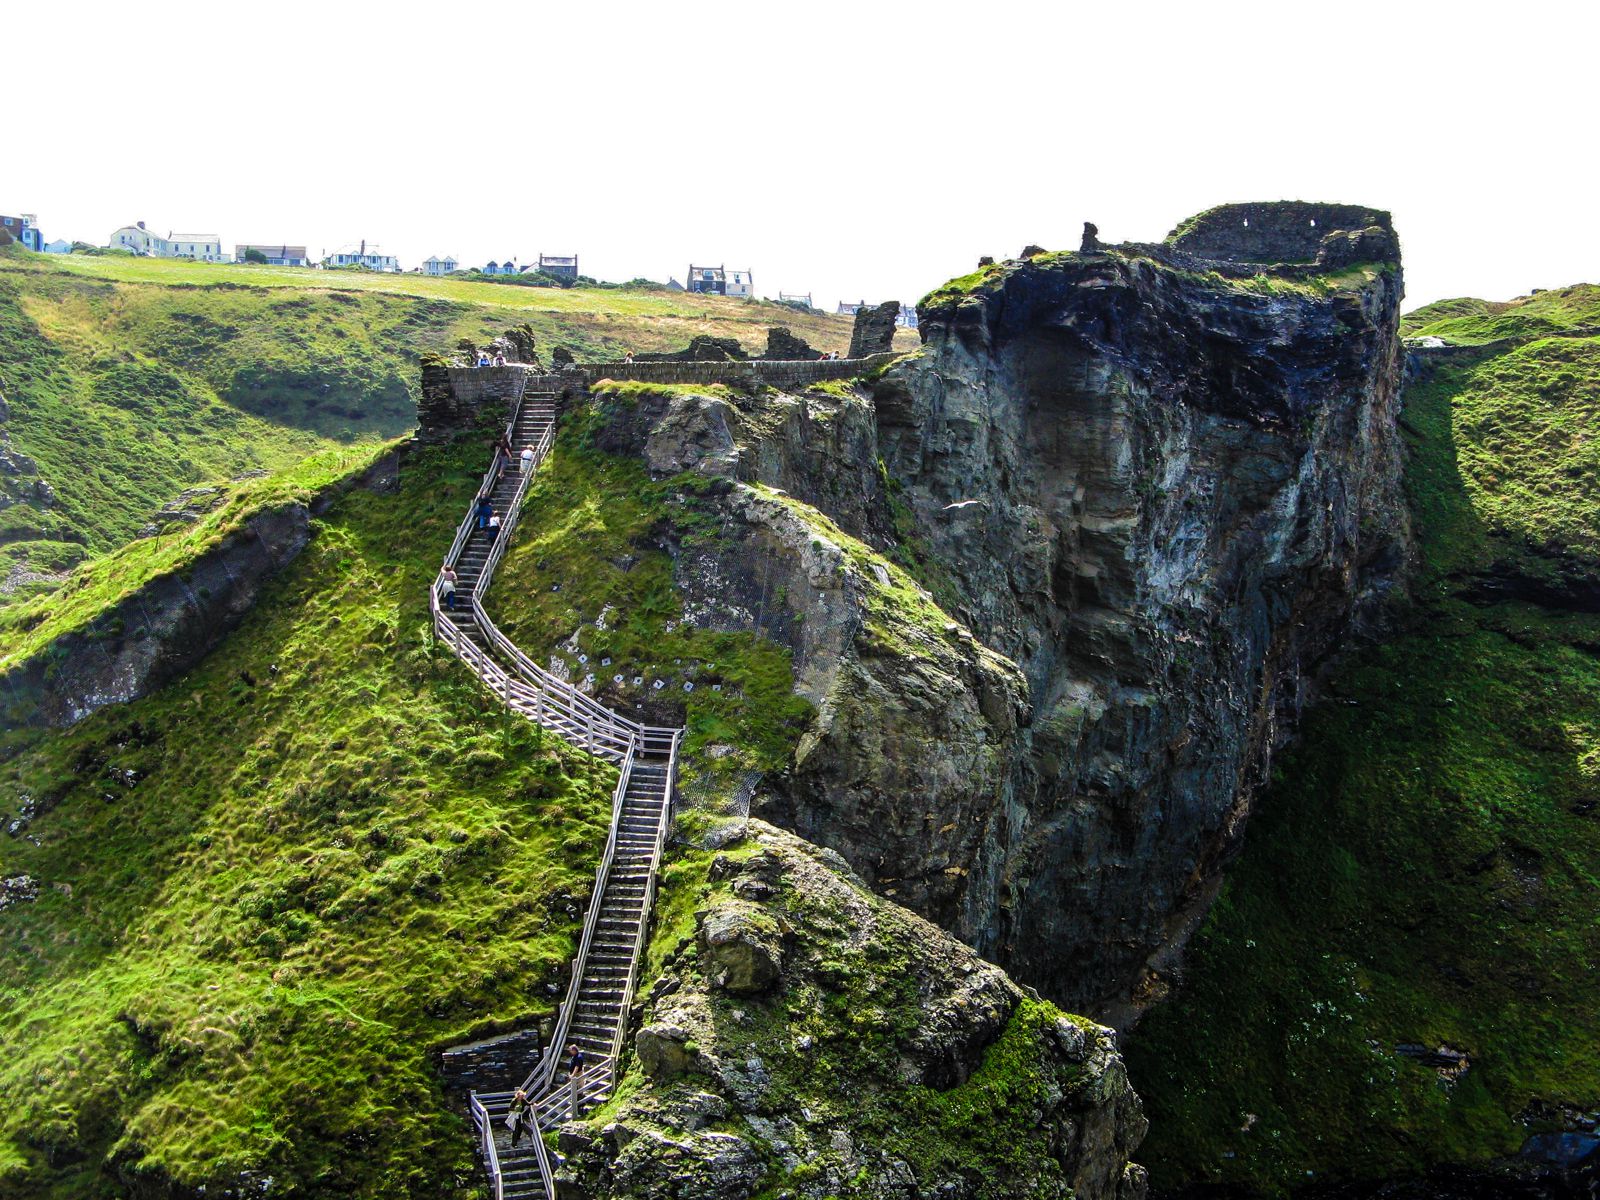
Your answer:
[469,1092,505,1200]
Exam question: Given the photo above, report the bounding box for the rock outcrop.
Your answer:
[1167,200,1395,266]
[863,204,1408,1016]
[848,300,900,359]
[560,822,1146,1200]
[581,202,1409,1021]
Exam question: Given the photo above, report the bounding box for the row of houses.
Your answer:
[9,211,888,311]
[420,254,580,279]
[0,213,72,254]
[101,224,585,279]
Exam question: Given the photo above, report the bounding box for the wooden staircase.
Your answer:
[432,383,681,1200]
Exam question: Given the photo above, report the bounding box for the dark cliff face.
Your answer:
[859,231,1409,1017]
[738,212,1408,1019]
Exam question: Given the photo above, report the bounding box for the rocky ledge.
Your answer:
[1,451,401,727]
[559,821,1146,1200]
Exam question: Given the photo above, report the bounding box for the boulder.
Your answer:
[698,899,783,994]
[761,327,819,361]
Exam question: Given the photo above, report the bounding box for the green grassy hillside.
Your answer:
[0,438,617,1198]
[0,248,863,604]
[1126,311,1600,1194]
[1403,282,1600,344]
[0,441,392,676]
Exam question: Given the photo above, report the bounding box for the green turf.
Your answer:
[0,437,618,1198]
[1402,283,1600,344]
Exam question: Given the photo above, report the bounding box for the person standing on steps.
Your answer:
[487,512,501,539]
[493,431,516,466]
[507,1088,532,1147]
[565,1042,587,1118]
[519,445,535,475]
[475,494,493,530]
[439,565,458,611]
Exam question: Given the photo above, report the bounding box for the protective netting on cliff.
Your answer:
[673,765,761,847]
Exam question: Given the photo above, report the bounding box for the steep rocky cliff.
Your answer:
[864,206,1410,1017]
[569,203,1410,1022]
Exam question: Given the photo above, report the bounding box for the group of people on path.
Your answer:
[437,435,539,611]
[505,1043,590,1146]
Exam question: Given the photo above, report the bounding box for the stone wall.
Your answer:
[1167,201,1394,265]
[417,365,531,440]
[576,354,898,390]
[417,358,900,444]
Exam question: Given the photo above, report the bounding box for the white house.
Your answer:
[168,233,224,261]
[423,255,459,276]
[108,222,225,261]
[323,242,400,272]
[687,264,753,297]
[110,223,159,254]
[236,243,309,266]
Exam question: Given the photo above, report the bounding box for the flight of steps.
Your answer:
[439,398,554,642]
[561,761,671,1062]
[433,388,681,1200]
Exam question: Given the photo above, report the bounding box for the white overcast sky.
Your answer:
[6,0,1597,311]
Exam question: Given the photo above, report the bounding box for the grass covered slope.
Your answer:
[486,399,815,790]
[1125,316,1600,1194]
[0,437,616,1198]
[0,440,392,676]
[0,261,452,567]
[0,248,861,599]
[1402,283,1600,344]
[20,251,861,349]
